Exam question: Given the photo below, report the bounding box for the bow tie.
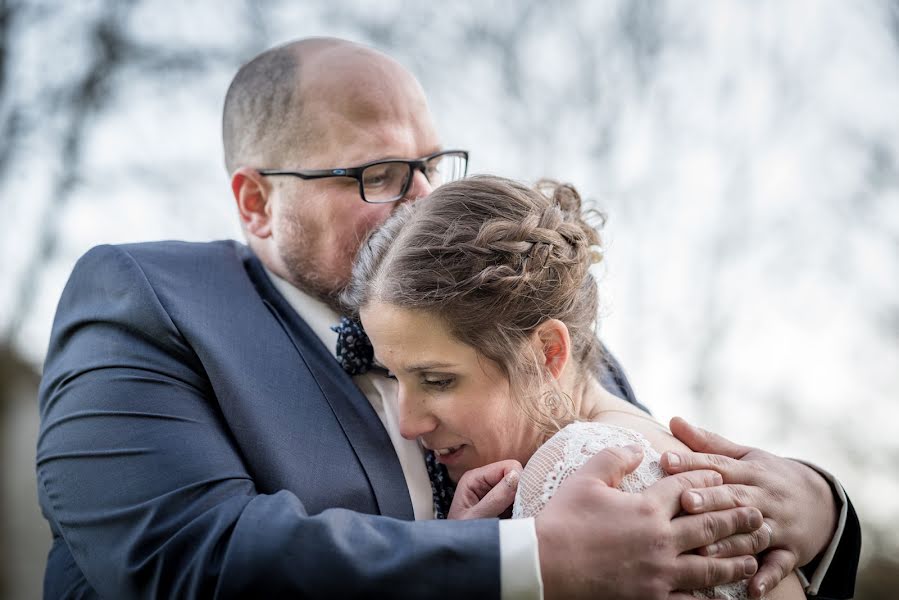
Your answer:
[331,317,374,376]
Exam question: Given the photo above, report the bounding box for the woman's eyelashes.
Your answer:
[421,374,454,390]
[381,369,454,390]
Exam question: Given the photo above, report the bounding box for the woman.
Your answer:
[342,175,802,599]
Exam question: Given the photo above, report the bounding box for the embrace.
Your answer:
[36,38,860,599]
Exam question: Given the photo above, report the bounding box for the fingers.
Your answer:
[576,444,644,489]
[643,469,723,517]
[468,459,524,489]
[464,469,520,519]
[457,459,523,499]
[662,449,760,486]
[679,483,760,513]
[748,548,798,599]
[697,519,773,558]
[671,506,764,552]
[672,554,758,590]
[669,417,750,459]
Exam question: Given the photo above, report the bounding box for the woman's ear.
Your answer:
[231,167,273,239]
[532,319,571,381]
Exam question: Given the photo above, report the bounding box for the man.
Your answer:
[37,38,859,599]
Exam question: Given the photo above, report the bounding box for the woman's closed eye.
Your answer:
[421,374,454,390]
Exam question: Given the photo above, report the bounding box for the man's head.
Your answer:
[223,38,442,306]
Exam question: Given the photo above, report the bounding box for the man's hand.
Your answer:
[536,444,764,600]
[662,416,838,599]
[448,460,522,520]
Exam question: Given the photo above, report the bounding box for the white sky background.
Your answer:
[2,0,898,561]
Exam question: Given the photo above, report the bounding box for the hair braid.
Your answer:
[343,175,606,434]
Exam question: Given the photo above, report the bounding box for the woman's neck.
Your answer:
[568,371,640,422]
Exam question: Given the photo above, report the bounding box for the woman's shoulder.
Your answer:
[553,420,653,449]
[589,393,692,457]
[549,420,670,463]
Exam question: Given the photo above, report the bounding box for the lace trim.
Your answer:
[512,421,752,600]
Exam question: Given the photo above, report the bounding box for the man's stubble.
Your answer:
[274,209,365,313]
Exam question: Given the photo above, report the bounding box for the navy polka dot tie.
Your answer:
[331,317,374,376]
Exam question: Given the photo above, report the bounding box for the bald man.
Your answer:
[37,39,859,599]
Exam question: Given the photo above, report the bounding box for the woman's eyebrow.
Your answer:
[405,361,456,373]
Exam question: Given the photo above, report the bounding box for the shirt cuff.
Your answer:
[499,517,544,600]
[792,459,848,596]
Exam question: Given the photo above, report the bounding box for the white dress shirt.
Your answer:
[265,268,846,598]
[266,269,542,600]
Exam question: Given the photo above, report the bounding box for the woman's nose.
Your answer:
[397,389,437,440]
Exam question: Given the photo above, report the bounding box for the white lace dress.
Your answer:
[512,421,754,600]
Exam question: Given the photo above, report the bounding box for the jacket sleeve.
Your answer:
[36,245,500,599]
[800,480,861,599]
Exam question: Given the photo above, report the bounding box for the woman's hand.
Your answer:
[447,460,523,520]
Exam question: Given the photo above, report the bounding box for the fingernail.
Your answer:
[505,470,520,488]
[624,444,643,456]
[666,452,681,467]
[706,543,719,556]
[757,583,766,596]
[744,558,757,576]
[688,491,703,508]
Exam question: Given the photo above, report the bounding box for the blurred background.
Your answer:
[1,0,897,598]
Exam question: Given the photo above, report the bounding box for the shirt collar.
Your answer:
[263,267,341,359]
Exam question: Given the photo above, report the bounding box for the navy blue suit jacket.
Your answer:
[36,240,859,598]
[37,241,503,598]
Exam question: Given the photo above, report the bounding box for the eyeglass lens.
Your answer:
[361,152,466,203]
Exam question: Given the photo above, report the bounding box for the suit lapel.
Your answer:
[242,250,414,520]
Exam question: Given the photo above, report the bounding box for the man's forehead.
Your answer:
[295,93,440,166]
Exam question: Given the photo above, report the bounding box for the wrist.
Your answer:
[800,462,838,564]
[534,515,562,600]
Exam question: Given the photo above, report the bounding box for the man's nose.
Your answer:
[403,169,434,201]
[397,388,437,440]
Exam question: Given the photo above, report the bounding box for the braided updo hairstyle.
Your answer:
[343,175,606,434]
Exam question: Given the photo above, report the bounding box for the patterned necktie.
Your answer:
[331,316,456,517]
[331,317,374,375]
[425,450,457,519]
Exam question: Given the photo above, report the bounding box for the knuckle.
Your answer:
[704,560,723,585]
[711,537,733,556]
[707,453,730,469]
[682,469,717,490]
[746,459,768,477]
[639,500,661,523]
[703,513,721,540]
[752,526,770,552]
[731,484,752,506]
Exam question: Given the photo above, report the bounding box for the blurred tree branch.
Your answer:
[0,0,259,345]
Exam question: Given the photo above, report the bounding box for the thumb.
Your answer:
[465,469,521,519]
[577,444,644,489]
[669,416,749,459]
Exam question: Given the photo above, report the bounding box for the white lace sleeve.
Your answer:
[512,421,755,600]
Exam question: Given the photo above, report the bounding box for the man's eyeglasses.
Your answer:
[258,149,469,204]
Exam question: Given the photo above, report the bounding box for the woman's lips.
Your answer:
[433,444,466,465]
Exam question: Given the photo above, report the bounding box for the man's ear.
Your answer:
[532,319,571,381]
[231,167,273,238]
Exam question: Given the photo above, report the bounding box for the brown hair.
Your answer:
[343,175,605,433]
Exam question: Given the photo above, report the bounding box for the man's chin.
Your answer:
[282,266,346,310]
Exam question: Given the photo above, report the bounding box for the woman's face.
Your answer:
[360,301,542,481]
